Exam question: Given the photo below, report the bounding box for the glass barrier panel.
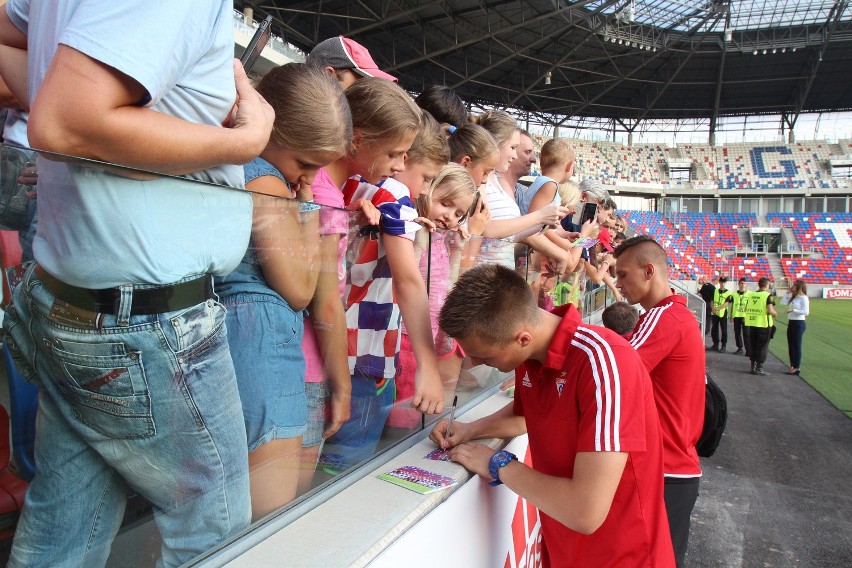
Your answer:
[0,144,523,567]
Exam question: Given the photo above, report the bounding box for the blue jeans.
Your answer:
[323,373,396,471]
[2,264,251,567]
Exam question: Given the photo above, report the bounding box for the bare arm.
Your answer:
[310,234,352,439]
[27,45,273,173]
[584,254,615,285]
[520,232,571,274]
[0,4,28,107]
[0,72,16,107]
[602,273,622,302]
[250,177,321,311]
[466,448,628,535]
[481,204,568,239]
[384,233,444,414]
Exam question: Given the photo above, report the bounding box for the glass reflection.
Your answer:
[0,143,524,566]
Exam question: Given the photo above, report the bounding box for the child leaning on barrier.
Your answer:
[214,63,352,520]
[393,163,480,428]
[320,78,445,470]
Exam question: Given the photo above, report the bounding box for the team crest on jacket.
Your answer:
[556,378,566,397]
[522,372,533,388]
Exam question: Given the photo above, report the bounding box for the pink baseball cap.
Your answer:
[307,36,397,82]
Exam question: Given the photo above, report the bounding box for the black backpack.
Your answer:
[696,373,727,458]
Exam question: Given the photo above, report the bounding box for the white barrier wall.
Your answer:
[370,435,541,568]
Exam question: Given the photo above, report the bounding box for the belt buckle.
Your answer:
[48,299,104,329]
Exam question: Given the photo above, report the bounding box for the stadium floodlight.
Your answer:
[724,28,732,42]
[763,49,767,54]
[753,49,758,55]
[772,48,777,54]
[545,71,552,86]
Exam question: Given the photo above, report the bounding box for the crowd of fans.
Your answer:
[0,3,764,566]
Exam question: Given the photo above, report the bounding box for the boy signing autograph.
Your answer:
[430,264,674,568]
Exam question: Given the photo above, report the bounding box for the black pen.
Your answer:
[446,395,459,439]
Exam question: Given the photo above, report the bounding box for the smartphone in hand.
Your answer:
[572,202,598,226]
[463,190,481,222]
[240,15,273,74]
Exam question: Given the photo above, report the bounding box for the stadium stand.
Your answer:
[530,138,849,190]
[767,213,852,284]
[622,210,775,281]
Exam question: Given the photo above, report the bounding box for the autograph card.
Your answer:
[424,448,452,462]
[378,465,457,494]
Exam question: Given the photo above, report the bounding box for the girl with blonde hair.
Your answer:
[317,78,446,471]
[393,164,482,427]
[215,63,352,519]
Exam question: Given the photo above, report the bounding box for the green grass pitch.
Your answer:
[770,298,852,419]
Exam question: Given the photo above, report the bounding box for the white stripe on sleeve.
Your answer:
[629,303,672,349]
[571,327,623,452]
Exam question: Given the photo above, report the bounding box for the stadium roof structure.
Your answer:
[236,0,852,133]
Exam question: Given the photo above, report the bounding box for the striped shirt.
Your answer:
[343,176,420,378]
[513,304,674,567]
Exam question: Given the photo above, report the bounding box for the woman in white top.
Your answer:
[471,110,568,268]
[781,280,809,375]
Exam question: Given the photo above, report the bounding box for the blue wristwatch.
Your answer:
[488,450,518,486]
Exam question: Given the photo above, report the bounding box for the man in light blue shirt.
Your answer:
[0,1,274,566]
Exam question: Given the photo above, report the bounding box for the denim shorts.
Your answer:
[223,293,307,452]
[3,263,250,567]
[303,380,328,448]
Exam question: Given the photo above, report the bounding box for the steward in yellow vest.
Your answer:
[731,278,750,355]
[708,276,733,352]
[745,277,777,375]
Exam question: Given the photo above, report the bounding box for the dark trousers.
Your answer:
[710,315,728,347]
[787,320,806,369]
[733,317,749,352]
[704,305,712,335]
[749,326,771,365]
[664,477,700,568]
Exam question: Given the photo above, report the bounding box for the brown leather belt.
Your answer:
[35,266,213,316]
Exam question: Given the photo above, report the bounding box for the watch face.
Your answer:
[488,451,517,486]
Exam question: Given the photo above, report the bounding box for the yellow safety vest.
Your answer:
[732,291,750,318]
[713,288,733,318]
[744,291,771,328]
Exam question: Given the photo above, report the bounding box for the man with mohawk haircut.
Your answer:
[614,235,705,568]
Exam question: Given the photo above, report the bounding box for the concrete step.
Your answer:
[766,252,787,286]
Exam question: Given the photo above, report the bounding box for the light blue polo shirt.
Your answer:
[7,0,251,287]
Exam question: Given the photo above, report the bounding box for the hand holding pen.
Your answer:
[430,395,466,450]
[445,395,458,438]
